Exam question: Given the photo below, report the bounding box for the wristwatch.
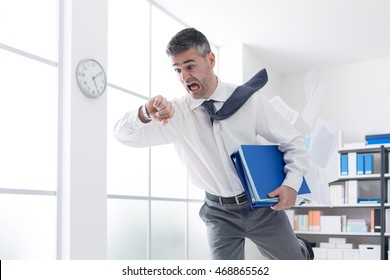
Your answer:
[141,103,152,121]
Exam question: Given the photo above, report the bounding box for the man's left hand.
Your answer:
[268,185,297,211]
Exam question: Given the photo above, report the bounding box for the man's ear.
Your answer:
[208,51,216,67]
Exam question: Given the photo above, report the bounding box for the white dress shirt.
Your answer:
[114,78,309,197]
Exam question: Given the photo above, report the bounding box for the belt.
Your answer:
[205,192,248,205]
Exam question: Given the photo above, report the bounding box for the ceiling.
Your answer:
[152,0,390,75]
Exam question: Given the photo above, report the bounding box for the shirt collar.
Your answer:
[188,77,230,110]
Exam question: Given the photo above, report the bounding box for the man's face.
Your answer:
[170,48,216,100]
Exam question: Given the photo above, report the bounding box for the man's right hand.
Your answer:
[142,95,175,125]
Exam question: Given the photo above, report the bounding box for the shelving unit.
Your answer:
[294,144,389,260]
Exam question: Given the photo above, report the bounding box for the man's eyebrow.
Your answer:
[173,59,196,67]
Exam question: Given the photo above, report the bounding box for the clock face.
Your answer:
[77,59,107,98]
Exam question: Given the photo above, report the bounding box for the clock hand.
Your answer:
[93,78,98,90]
[93,71,103,80]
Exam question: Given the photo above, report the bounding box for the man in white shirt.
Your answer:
[115,28,313,260]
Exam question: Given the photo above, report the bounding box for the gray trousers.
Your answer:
[199,197,308,260]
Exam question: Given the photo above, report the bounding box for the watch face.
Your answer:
[77,59,106,98]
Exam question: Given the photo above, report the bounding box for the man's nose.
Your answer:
[180,69,191,82]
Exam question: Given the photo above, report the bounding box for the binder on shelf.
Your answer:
[356,154,364,175]
[295,214,309,231]
[309,210,321,231]
[330,184,345,205]
[370,209,381,232]
[340,154,348,176]
[364,153,373,174]
[230,145,311,208]
[346,180,358,204]
[365,133,390,145]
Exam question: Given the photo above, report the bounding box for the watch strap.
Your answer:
[141,103,152,121]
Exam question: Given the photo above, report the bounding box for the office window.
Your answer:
[107,0,212,259]
[107,87,149,197]
[0,194,57,259]
[0,51,58,191]
[0,0,59,259]
[151,201,186,259]
[107,198,148,259]
[107,0,150,97]
[0,0,58,61]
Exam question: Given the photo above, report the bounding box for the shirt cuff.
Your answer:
[117,111,149,131]
[282,172,303,193]
[129,110,150,128]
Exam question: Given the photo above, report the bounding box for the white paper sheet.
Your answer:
[303,118,340,205]
[300,162,331,206]
[301,66,328,128]
[301,81,326,128]
[309,118,339,169]
[269,95,299,125]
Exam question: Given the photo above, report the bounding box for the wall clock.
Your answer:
[76,59,107,98]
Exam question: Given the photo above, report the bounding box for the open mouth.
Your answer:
[187,82,200,92]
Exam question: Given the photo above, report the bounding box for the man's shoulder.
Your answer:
[223,81,238,92]
[172,94,203,112]
[172,95,191,107]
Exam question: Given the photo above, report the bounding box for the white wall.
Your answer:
[281,57,390,144]
[219,43,283,100]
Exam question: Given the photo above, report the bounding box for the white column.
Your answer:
[59,0,108,259]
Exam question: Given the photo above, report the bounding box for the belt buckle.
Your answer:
[235,193,246,204]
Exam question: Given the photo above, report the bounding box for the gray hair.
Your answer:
[166,28,211,58]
